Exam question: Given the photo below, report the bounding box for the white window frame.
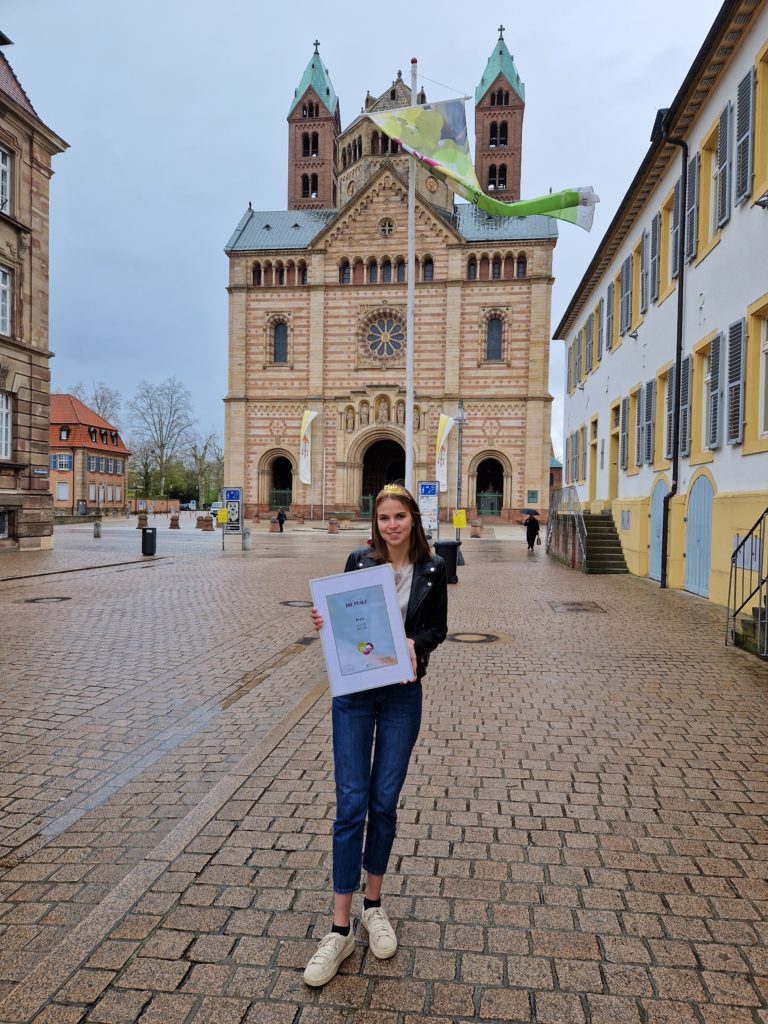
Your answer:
[0,146,10,215]
[107,485,114,502]
[116,485,122,502]
[55,453,73,470]
[760,317,768,438]
[0,509,8,539]
[89,483,96,501]
[0,391,11,460]
[0,266,10,336]
[56,481,69,501]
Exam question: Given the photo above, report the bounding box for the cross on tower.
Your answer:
[313,39,320,53]
[497,24,505,39]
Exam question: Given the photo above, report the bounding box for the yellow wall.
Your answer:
[709,490,768,607]
[610,496,650,577]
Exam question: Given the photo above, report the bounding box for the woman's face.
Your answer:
[376,497,414,549]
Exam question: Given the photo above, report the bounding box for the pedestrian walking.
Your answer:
[524,512,540,552]
[276,508,287,532]
[303,484,448,987]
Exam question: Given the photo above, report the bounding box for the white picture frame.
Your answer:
[310,563,412,697]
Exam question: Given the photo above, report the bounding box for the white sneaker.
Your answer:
[361,905,397,959]
[303,928,355,987]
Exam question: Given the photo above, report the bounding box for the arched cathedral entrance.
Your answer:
[475,457,504,516]
[361,439,405,517]
[270,455,293,510]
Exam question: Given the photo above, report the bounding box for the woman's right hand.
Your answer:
[310,607,324,630]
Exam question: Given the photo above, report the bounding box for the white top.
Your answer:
[393,563,414,623]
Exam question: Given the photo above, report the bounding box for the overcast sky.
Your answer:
[4,0,724,454]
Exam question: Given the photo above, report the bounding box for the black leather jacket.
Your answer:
[344,547,448,679]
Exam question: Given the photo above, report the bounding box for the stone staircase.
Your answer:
[582,513,629,574]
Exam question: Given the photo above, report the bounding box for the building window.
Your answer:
[497,165,507,191]
[381,259,392,283]
[89,426,97,441]
[0,510,8,539]
[488,165,497,191]
[273,321,288,363]
[88,456,97,471]
[89,483,96,501]
[368,260,378,284]
[98,457,106,472]
[0,266,10,336]
[0,146,10,215]
[107,485,114,502]
[485,317,503,361]
[107,458,114,473]
[301,174,309,198]
[56,481,69,501]
[491,259,501,280]
[59,426,70,440]
[116,485,122,502]
[100,429,107,443]
[310,173,318,198]
[499,122,508,147]
[0,391,11,460]
[396,259,405,283]
[340,260,351,284]
[516,255,526,278]
[489,122,497,147]
[379,219,395,238]
[467,259,477,280]
[299,264,308,285]
[422,257,434,282]
[302,133,310,157]
[366,315,405,357]
[54,454,73,470]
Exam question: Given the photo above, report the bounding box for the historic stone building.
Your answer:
[225,31,556,522]
[0,33,67,550]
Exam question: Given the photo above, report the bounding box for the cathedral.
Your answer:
[224,30,555,522]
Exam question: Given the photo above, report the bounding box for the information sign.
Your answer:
[417,480,439,534]
[223,487,242,534]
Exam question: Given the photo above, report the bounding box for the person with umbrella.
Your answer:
[522,508,540,552]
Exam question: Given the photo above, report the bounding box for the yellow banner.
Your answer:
[435,414,455,493]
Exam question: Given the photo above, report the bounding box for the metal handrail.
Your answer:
[546,485,588,570]
[726,506,768,656]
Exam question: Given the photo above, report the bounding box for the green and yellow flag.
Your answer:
[369,98,598,231]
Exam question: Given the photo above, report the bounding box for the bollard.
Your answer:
[328,518,340,535]
[200,515,214,532]
[195,515,204,530]
[93,521,102,539]
[136,512,148,529]
[243,527,252,551]
[169,513,180,530]
[470,519,482,538]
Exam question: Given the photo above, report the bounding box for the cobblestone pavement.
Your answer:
[0,519,767,1023]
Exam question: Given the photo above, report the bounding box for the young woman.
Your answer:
[303,484,448,987]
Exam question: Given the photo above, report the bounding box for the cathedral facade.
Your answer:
[224,32,555,522]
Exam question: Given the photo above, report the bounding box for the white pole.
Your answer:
[322,445,326,523]
[404,57,417,494]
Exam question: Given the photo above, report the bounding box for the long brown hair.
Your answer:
[369,485,432,565]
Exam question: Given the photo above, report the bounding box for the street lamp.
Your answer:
[455,398,467,554]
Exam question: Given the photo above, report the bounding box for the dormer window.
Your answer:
[110,431,119,446]
[99,429,108,443]
[59,426,70,441]
[89,427,97,442]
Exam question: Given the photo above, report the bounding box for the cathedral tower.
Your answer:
[287,42,340,210]
[474,27,525,201]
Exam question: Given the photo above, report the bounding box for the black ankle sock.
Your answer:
[331,922,351,936]
[363,897,381,910]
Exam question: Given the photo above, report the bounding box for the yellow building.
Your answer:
[224,33,555,522]
[555,0,768,617]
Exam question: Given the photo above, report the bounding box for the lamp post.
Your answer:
[455,399,467,558]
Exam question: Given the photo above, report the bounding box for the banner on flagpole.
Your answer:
[369,98,599,232]
[299,410,318,486]
[435,414,455,493]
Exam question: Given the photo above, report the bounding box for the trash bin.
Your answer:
[141,526,157,557]
[433,538,461,584]
[243,527,252,551]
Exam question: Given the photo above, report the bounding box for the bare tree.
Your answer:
[128,378,194,496]
[186,431,218,507]
[127,437,157,497]
[67,381,122,425]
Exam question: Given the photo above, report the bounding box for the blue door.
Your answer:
[648,480,668,581]
[684,476,714,597]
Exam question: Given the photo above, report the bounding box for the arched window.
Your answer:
[252,264,262,286]
[467,258,477,280]
[491,258,501,280]
[371,132,379,155]
[489,122,498,148]
[357,135,362,158]
[340,260,351,285]
[341,150,347,170]
[311,132,318,157]
[301,174,310,198]
[381,135,389,155]
[503,91,509,105]
[302,104,308,118]
[390,88,396,100]
[299,263,308,285]
[486,317,503,360]
[499,122,508,147]
[310,173,318,198]
[352,139,357,161]
[422,257,434,282]
[391,141,399,154]
[381,259,392,283]
[496,89,504,105]
[302,133,310,157]
[368,260,378,284]
[488,165,497,191]
[396,259,405,283]
[276,265,285,286]
[273,322,288,363]
[490,93,496,107]
[516,255,527,278]
[497,165,507,191]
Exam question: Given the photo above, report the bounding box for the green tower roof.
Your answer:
[475,27,525,105]
[288,42,338,117]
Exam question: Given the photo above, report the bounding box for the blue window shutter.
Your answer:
[671,178,681,279]
[567,344,572,393]
[619,256,632,335]
[620,397,628,471]
[664,365,675,460]
[679,355,692,457]
[49,454,56,469]
[650,212,660,304]
[606,282,614,350]
[565,435,570,483]
[726,318,746,444]
[640,229,649,313]
[574,330,582,383]
[735,68,755,206]
[717,103,731,228]
[597,298,604,362]
[582,427,587,482]
[635,387,644,467]
[644,380,655,464]
[684,153,699,262]
[707,333,723,449]
[585,315,593,374]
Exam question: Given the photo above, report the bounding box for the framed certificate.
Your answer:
[309,563,413,697]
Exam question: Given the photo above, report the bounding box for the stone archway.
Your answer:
[360,438,405,517]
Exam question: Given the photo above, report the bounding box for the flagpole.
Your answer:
[404,57,417,494]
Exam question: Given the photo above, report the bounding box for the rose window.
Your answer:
[367,316,405,357]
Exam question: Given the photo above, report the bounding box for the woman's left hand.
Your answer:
[400,638,418,684]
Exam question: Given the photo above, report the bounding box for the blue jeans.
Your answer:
[331,682,422,894]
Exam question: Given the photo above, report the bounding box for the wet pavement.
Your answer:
[0,516,767,1023]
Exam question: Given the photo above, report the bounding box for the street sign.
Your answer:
[418,480,439,533]
[224,486,242,534]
